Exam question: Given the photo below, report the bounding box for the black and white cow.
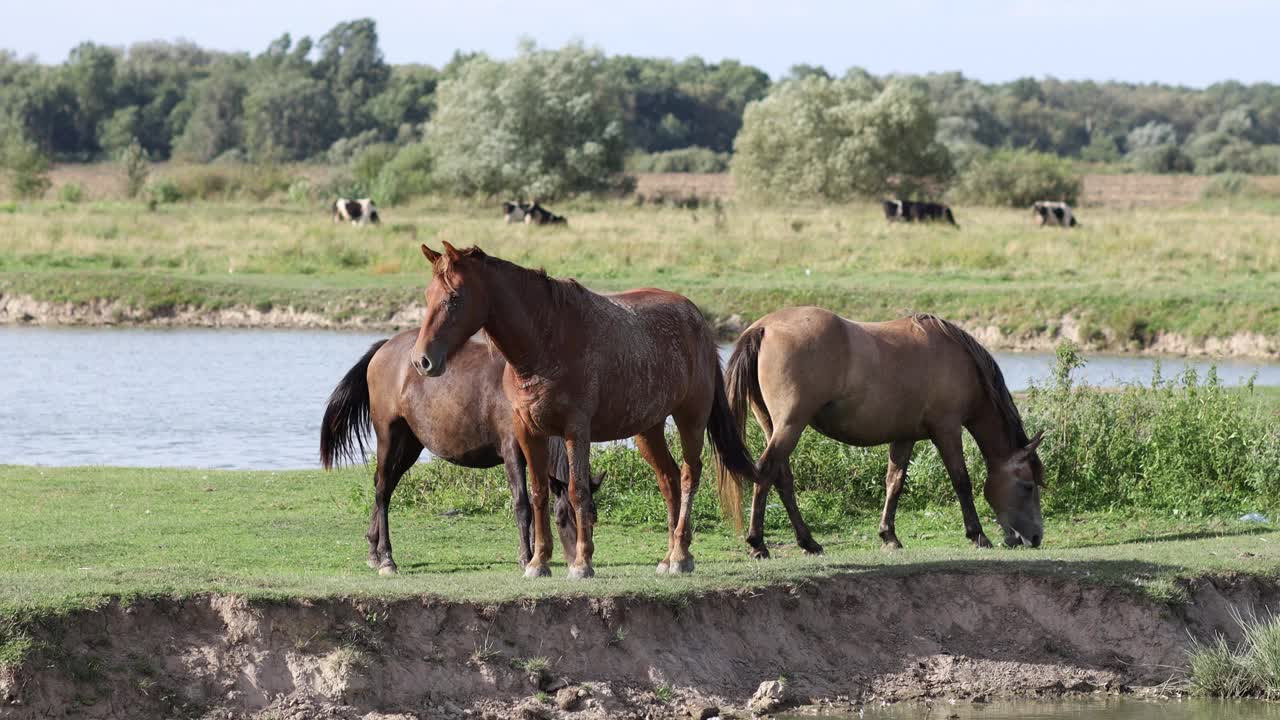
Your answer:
[1032,201,1078,228]
[523,202,567,226]
[882,199,959,227]
[502,201,532,223]
[332,198,380,225]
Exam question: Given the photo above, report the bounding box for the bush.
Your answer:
[119,138,149,199]
[1189,611,1280,698]
[625,147,730,174]
[1200,173,1260,200]
[1129,144,1194,173]
[1,128,52,199]
[349,143,399,195]
[1196,142,1280,175]
[370,142,433,205]
[172,167,238,200]
[58,182,85,203]
[145,179,183,207]
[427,42,627,198]
[326,130,383,165]
[733,76,953,201]
[951,149,1082,207]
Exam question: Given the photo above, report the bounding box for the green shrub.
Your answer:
[626,147,730,174]
[349,143,399,196]
[370,142,433,205]
[1,129,51,199]
[287,178,315,204]
[1189,611,1280,698]
[1129,144,1194,174]
[1196,142,1280,175]
[58,182,85,203]
[951,149,1082,207]
[146,179,183,205]
[1201,173,1260,200]
[173,167,239,200]
[120,138,150,199]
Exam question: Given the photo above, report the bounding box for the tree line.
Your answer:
[2,18,1278,200]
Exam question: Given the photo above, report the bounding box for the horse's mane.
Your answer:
[912,313,1040,467]
[447,246,587,309]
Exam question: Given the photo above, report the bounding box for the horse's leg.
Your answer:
[635,425,682,574]
[931,429,993,548]
[878,440,915,550]
[564,429,596,580]
[501,440,533,569]
[668,411,706,574]
[774,460,822,555]
[514,418,553,577]
[746,419,806,560]
[371,420,423,575]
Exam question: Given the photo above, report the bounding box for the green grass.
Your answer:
[1,198,1277,347]
[1190,611,1280,698]
[3,463,1279,624]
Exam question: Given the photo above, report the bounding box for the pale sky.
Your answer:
[3,0,1274,87]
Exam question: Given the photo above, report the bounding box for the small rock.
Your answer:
[1240,512,1269,523]
[748,680,787,714]
[687,702,720,719]
[555,687,583,712]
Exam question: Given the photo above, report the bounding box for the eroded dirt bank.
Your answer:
[3,572,1277,719]
[3,294,1278,358]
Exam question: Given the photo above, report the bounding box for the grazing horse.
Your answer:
[333,197,380,225]
[883,199,959,227]
[717,307,1045,557]
[502,201,531,224]
[320,330,577,575]
[524,202,567,226]
[1032,200,1078,228]
[411,241,756,579]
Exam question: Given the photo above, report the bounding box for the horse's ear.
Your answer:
[590,470,606,491]
[421,244,442,264]
[1022,429,1045,456]
[442,241,463,262]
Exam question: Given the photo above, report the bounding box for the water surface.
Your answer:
[2,327,1277,470]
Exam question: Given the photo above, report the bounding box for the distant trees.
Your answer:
[427,42,626,198]
[732,75,953,201]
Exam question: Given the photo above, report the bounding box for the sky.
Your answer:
[1,0,1274,87]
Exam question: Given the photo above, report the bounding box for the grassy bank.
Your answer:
[1,197,1278,350]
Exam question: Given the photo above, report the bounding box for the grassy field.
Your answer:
[2,463,1278,624]
[2,194,1278,348]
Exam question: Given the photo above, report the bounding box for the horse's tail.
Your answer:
[714,326,766,532]
[320,339,387,469]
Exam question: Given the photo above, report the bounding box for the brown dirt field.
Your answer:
[632,172,735,200]
[3,571,1274,719]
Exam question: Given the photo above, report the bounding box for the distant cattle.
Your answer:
[502,201,531,223]
[524,202,567,226]
[1032,201,1078,228]
[333,198,380,225]
[883,199,959,227]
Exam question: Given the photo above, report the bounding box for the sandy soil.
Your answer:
[2,571,1275,719]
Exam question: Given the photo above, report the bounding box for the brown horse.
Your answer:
[320,330,577,575]
[717,307,1045,556]
[411,241,756,579]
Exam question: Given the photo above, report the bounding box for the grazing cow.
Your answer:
[882,199,959,227]
[524,202,567,226]
[502,201,532,223]
[333,197,380,226]
[1032,201,1078,228]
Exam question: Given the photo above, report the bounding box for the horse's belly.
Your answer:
[811,404,924,447]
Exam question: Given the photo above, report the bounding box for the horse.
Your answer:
[410,241,756,579]
[333,197,380,225]
[321,330,583,575]
[716,307,1045,557]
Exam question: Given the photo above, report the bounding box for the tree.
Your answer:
[0,121,52,198]
[732,76,953,201]
[427,43,626,198]
[316,19,390,137]
[173,58,249,161]
[61,43,120,156]
[951,149,1082,207]
[243,71,339,161]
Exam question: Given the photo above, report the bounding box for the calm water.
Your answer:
[781,698,1280,719]
[2,327,1278,470]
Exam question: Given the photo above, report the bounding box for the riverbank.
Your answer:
[2,199,1277,357]
[2,465,1279,718]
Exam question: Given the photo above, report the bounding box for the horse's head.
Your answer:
[984,429,1045,548]
[413,242,490,377]
[549,471,605,565]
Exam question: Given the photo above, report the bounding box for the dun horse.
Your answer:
[320,331,581,575]
[717,307,1045,556]
[412,241,756,579]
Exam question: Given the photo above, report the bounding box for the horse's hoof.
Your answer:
[666,557,695,575]
[524,564,551,579]
[566,564,595,580]
[655,561,670,575]
[367,555,381,569]
[748,546,771,560]
[881,541,903,551]
[800,540,824,556]
[974,535,993,549]
[378,562,398,576]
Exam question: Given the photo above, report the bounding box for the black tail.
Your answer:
[714,326,767,531]
[320,339,387,469]
[946,208,959,228]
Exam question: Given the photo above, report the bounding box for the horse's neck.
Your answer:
[966,402,1017,467]
[481,263,573,379]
